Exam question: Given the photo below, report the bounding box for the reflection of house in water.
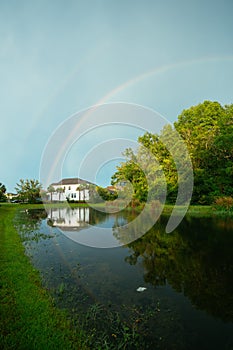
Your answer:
[47,207,90,231]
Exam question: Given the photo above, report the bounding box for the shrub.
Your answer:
[129,198,141,208]
[213,196,233,212]
[150,200,162,212]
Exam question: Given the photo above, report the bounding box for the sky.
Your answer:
[1,0,233,192]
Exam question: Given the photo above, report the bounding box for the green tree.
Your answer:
[138,127,179,203]
[175,101,232,203]
[76,186,81,201]
[47,185,56,202]
[0,182,7,202]
[97,186,118,201]
[56,187,65,201]
[205,104,233,197]
[112,125,185,204]
[15,179,42,203]
[112,100,233,205]
[79,184,87,201]
[174,100,224,167]
[111,148,148,202]
[88,184,102,203]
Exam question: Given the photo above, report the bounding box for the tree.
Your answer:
[56,187,65,201]
[204,104,233,197]
[112,100,233,205]
[88,184,102,203]
[15,179,42,203]
[174,101,233,203]
[111,148,148,202]
[0,182,7,202]
[47,185,56,202]
[138,127,179,203]
[79,184,87,201]
[97,186,118,201]
[76,186,81,201]
[174,101,224,167]
[112,126,183,204]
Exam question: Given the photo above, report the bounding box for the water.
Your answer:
[15,207,233,349]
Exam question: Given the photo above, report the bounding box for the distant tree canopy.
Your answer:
[0,182,7,202]
[175,101,233,203]
[15,179,42,203]
[97,186,118,201]
[111,101,233,205]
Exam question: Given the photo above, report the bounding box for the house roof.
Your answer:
[51,178,95,186]
[106,186,117,192]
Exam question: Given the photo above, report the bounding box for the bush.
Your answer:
[105,199,127,210]
[97,187,118,201]
[150,200,162,212]
[129,198,141,208]
[213,197,233,212]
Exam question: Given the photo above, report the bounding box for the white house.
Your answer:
[47,178,94,202]
[6,192,19,202]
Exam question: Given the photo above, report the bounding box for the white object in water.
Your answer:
[136,287,147,292]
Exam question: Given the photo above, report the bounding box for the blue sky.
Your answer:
[1,0,233,192]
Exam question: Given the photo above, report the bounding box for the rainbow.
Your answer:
[40,54,233,187]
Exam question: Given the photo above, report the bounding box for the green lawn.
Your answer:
[0,204,89,350]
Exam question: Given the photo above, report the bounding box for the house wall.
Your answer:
[47,183,90,202]
[47,192,66,202]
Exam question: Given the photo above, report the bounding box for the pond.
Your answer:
[15,207,233,349]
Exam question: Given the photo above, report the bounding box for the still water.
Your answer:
[15,207,233,349]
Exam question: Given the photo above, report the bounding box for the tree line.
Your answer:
[111,100,233,205]
[1,100,232,206]
[0,179,115,204]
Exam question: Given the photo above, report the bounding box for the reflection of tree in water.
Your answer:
[117,215,233,322]
[14,209,52,242]
[89,207,108,226]
[113,206,161,245]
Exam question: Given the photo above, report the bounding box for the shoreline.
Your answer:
[0,205,89,350]
[2,202,232,218]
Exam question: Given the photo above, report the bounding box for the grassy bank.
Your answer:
[163,204,213,216]
[8,201,231,217]
[90,202,227,217]
[0,204,89,350]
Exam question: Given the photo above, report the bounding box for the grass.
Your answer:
[92,201,233,217]
[0,204,89,350]
[162,204,213,217]
[7,200,232,217]
[90,202,229,217]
